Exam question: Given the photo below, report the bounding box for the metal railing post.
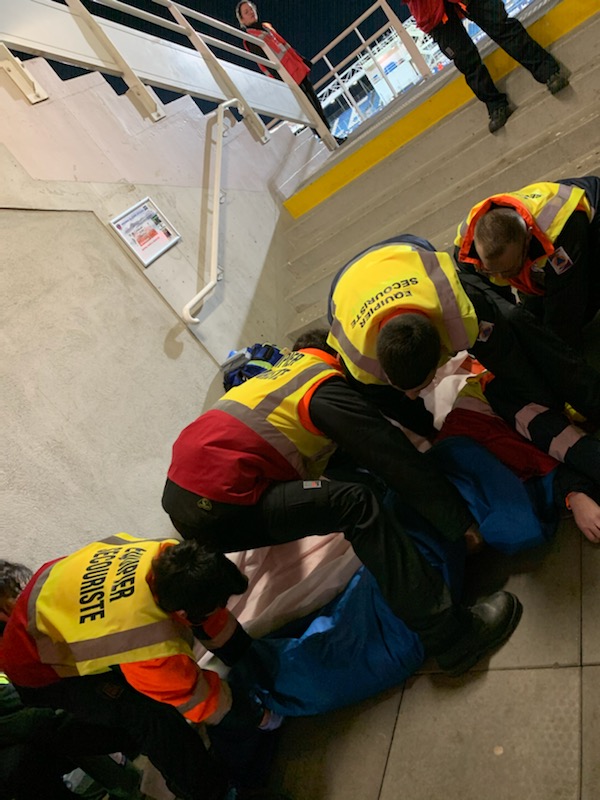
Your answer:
[163,0,270,145]
[379,0,431,79]
[65,0,166,120]
[322,54,365,124]
[355,28,399,102]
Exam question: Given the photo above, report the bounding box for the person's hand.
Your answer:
[465,523,484,554]
[568,492,600,543]
[258,708,284,731]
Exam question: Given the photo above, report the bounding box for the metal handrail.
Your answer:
[260,0,435,137]
[88,0,280,75]
[182,98,237,325]
[87,0,333,143]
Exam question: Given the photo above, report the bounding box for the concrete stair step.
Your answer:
[285,300,330,344]
[285,99,599,314]
[284,11,600,264]
[286,56,600,285]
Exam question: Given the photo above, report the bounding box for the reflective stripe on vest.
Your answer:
[328,243,478,385]
[27,536,194,678]
[214,352,341,479]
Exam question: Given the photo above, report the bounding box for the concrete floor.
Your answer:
[271,518,597,800]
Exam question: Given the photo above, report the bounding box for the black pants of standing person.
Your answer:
[162,476,469,657]
[298,76,331,130]
[430,0,560,112]
[16,674,232,800]
[460,271,600,485]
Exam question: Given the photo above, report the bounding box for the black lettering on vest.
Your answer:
[79,605,105,623]
[79,590,104,605]
[108,546,145,603]
[255,366,291,382]
[78,548,119,624]
[109,582,136,602]
[352,282,419,328]
[80,575,107,592]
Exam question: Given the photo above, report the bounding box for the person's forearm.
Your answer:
[311,382,474,540]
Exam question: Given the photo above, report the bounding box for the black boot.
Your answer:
[436,591,522,677]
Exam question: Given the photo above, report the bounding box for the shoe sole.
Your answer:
[443,594,523,677]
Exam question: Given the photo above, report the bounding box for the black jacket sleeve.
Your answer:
[553,463,600,508]
[343,370,436,437]
[308,378,474,541]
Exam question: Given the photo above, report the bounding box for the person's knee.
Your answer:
[331,482,380,529]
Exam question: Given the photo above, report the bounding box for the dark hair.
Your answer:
[235,0,258,27]
[376,314,440,389]
[292,328,336,355]
[152,540,248,623]
[0,560,32,634]
[473,208,527,260]
[0,560,32,602]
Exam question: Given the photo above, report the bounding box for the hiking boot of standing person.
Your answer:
[488,104,514,133]
[436,590,522,676]
[546,69,569,94]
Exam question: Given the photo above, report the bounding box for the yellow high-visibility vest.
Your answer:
[328,242,478,385]
[456,181,593,284]
[215,349,342,479]
[30,534,194,678]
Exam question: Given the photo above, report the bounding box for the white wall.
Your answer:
[0,56,325,567]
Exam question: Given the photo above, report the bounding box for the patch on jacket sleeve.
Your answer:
[477,320,495,342]
[548,246,574,275]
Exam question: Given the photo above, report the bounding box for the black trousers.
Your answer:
[162,477,469,656]
[1,742,75,800]
[298,76,331,133]
[430,0,559,112]
[16,674,229,800]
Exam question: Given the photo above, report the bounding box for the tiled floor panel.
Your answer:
[381,668,580,800]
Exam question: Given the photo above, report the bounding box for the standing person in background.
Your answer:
[404,0,568,132]
[235,1,343,143]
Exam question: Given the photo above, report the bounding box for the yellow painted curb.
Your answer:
[284,0,598,219]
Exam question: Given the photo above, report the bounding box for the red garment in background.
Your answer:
[404,0,465,34]
[437,407,559,480]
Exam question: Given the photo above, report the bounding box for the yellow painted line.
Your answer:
[284,0,598,219]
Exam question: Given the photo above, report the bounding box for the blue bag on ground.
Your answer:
[222,343,283,391]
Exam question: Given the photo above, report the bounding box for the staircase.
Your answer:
[281,11,600,342]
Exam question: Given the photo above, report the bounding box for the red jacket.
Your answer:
[167,409,299,505]
[244,23,311,84]
[405,0,465,34]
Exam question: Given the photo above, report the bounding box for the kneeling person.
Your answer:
[163,332,522,677]
[2,536,283,800]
